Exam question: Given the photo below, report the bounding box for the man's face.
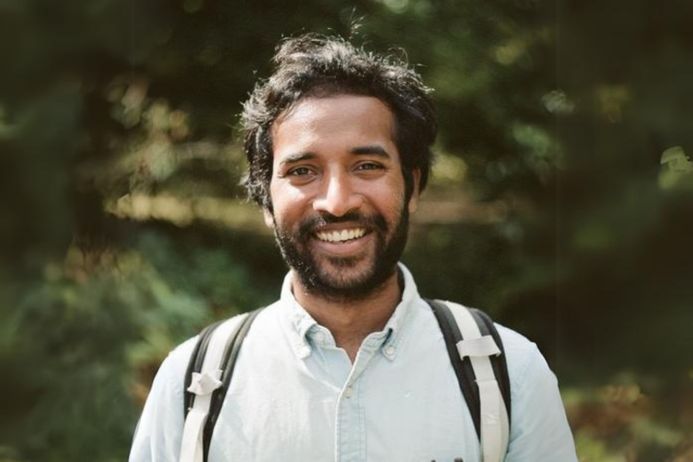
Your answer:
[265,95,419,300]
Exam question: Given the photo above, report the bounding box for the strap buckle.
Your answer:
[456,335,501,359]
[187,369,223,396]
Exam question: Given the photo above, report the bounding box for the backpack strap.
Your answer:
[427,299,511,462]
[179,308,262,462]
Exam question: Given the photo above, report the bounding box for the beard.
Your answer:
[272,205,410,302]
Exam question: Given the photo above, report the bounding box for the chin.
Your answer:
[302,258,397,302]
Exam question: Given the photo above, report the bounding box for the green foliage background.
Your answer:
[1,0,691,460]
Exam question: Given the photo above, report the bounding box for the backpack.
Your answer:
[179,300,511,462]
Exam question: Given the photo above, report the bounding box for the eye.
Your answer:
[287,166,314,176]
[355,162,384,171]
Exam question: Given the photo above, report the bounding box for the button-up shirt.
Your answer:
[130,264,577,461]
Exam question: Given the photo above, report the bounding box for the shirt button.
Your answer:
[344,386,353,398]
[314,331,325,343]
[384,345,396,356]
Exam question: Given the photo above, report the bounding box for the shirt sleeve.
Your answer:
[504,342,578,462]
[129,339,196,462]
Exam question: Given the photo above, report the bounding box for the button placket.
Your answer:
[335,379,363,462]
[334,335,385,462]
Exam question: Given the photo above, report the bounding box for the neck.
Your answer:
[292,270,403,363]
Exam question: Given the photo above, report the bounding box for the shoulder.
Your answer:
[141,334,198,405]
[439,301,547,375]
[128,336,196,461]
[491,323,577,460]
[491,322,558,397]
[435,301,560,406]
[129,310,266,461]
[494,324,547,377]
[436,301,536,360]
[140,309,269,415]
[164,336,199,376]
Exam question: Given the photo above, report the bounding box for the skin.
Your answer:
[265,95,420,362]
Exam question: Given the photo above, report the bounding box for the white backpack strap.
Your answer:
[179,313,249,462]
[447,303,509,462]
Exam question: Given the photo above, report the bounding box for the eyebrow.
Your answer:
[350,145,391,158]
[278,152,316,168]
[277,145,391,168]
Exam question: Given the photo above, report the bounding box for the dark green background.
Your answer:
[1,1,691,460]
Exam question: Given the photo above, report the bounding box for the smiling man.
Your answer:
[130,35,577,462]
[266,95,419,360]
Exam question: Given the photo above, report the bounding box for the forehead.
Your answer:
[270,95,396,155]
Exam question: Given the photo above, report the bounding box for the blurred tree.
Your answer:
[1,0,691,460]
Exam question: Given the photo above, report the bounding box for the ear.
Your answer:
[263,208,275,229]
[407,169,421,214]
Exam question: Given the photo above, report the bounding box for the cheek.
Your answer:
[269,184,312,223]
[373,178,406,209]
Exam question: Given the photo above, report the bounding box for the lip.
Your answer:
[312,221,367,232]
[315,227,367,243]
[310,230,373,257]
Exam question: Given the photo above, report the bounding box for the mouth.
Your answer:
[315,228,367,243]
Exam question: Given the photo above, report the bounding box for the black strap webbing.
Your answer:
[183,319,224,415]
[183,308,264,462]
[202,308,262,458]
[470,307,511,424]
[426,299,511,441]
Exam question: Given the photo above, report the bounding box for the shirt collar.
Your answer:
[280,273,317,359]
[279,263,421,361]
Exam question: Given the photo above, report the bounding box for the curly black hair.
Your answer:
[241,34,437,210]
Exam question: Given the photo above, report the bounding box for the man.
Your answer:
[130,35,577,461]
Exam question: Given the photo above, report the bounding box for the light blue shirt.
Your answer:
[130,264,577,461]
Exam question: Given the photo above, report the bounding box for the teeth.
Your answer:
[316,228,366,243]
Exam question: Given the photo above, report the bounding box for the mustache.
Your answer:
[298,211,387,236]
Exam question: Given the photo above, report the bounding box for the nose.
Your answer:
[312,171,363,217]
